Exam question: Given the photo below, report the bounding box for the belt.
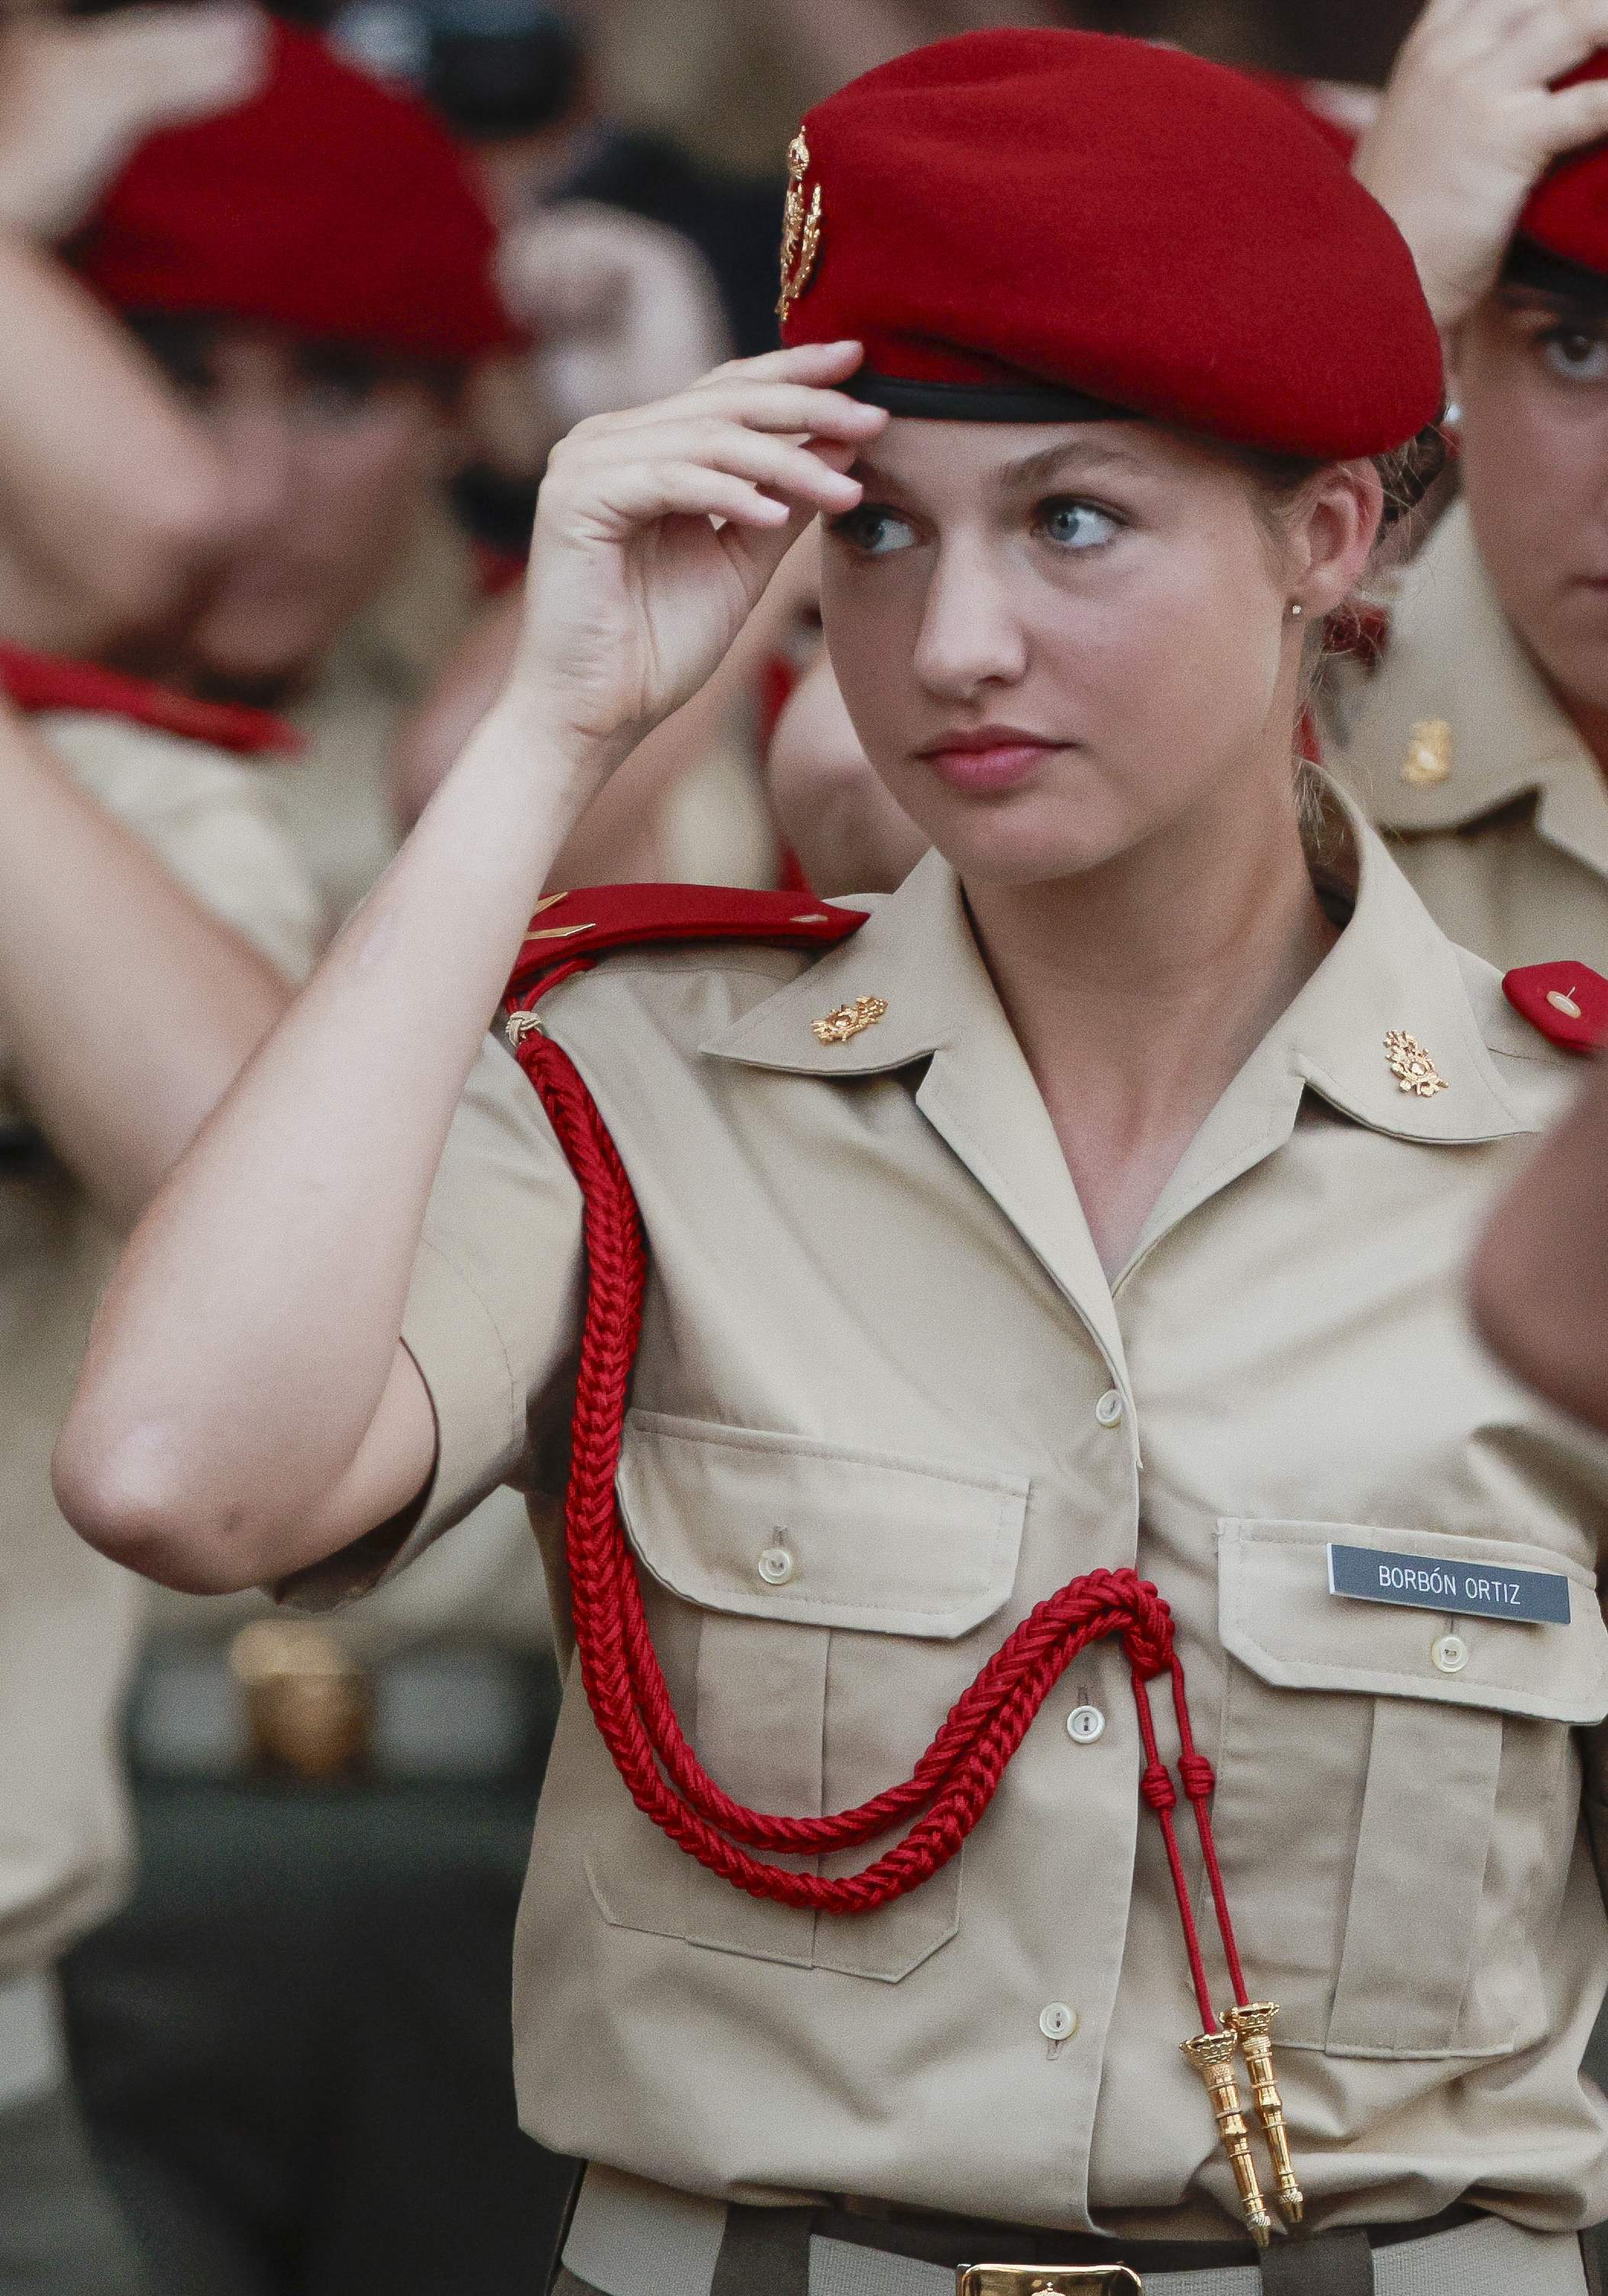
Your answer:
[128,1632,549,1785]
[558,2170,1593,2296]
[0,1969,66,2112]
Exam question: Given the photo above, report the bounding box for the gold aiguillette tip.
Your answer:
[1224,2003,1303,2227]
[1183,2029,1274,2248]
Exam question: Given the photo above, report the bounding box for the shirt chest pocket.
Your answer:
[1214,1518,1608,2061]
[583,1410,1029,1982]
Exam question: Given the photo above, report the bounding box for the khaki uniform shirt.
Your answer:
[0,714,323,1982]
[292,788,1608,2238]
[1325,501,1608,974]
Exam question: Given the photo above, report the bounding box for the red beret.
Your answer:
[72,21,515,368]
[778,31,1442,458]
[1514,53,1608,289]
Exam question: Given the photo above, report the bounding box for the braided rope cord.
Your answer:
[508,982,1251,2031]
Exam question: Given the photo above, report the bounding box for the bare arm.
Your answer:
[1471,1059,1608,1437]
[0,705,293,1227]
[0,6,266,647]
[55,343,886,1597]
[0,235,229,650]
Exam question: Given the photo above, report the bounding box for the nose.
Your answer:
[211,402,296,546]
[910,530,1028,701]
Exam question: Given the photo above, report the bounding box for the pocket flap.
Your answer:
[617,1411,1029,1639]
[1219,1519,1608,1724]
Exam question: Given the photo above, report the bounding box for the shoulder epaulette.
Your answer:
[0,643,302,758]
[505,882,867,1003]
[1503,961,1608,1053]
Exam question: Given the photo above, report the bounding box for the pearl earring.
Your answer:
[1288,602,1304,620]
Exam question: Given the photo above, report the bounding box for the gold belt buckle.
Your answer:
[957,2270,1142,2295]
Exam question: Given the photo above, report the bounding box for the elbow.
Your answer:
[52,1414,273,1596]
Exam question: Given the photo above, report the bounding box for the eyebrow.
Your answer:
[850,437,1151,499]
[1494,285,1608,328]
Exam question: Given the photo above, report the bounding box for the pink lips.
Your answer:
[917,727,1064,795]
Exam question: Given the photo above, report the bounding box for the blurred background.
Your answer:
[0,3,1467,2294]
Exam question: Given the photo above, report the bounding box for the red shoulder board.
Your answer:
[0,643,302,758]
[505,882,867,1001]
[1503,961,1608,1053]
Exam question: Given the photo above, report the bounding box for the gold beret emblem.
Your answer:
[777,131,823,324]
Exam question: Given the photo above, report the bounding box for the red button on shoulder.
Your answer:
[1502,961,1608,1053]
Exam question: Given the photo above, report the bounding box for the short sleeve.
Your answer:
[278,1034,587,1612]
[38,711,328,981]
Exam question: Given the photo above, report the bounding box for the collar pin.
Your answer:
[1401,719,1453,788]
[1384,1029,1448,1098]
[812,995,888,1046]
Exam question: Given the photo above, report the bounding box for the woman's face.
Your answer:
[819,417,1309,888]
[1457,289,1608,721]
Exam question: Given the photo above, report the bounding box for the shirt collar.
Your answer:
[702,780,1535,1153]
[1338,501,1608,879]
[702,785,1536,1388]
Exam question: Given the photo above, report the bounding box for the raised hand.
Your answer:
[1356,0,1608,332]
[0,2,267,242]
[509,340,887,772]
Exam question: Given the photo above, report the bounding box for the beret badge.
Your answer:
[777,130,823,323]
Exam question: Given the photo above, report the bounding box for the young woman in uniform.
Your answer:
[53,31,1608,2296]
[1328,0,1608,972]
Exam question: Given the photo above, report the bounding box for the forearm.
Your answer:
[57,698,606,1585]
[0,710,289,1223]
[0,235,226,646]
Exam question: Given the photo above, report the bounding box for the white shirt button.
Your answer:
[1039,2003,1079,2042]
[757,1546,796,1586]
[1432,1633,1469,1675]
[1067,1705,1106,1745]
[1095,1390,1125,1428]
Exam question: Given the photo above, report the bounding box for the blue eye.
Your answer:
[830,504,916,556]
[1037,498,1120,551]
[1542,328,1608,383]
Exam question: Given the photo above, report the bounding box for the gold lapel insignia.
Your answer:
[1384,1029,1448,1098]
[812,995,888,1046]
[1401,718,1453,788]
[777,131,823,323]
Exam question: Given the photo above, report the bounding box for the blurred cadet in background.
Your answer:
[0,23,325,2280]
[758,531,928,897]
[0,11,584,2290]
[63,9,521,928]
[1328,0,1608,975]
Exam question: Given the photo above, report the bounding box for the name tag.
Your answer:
[1326,1543,1572,1627]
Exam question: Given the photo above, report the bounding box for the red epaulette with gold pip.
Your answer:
[0,642,302,757]
[503,882,868,1005]
[1503,963,1608,1054]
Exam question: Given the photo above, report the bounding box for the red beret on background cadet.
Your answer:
[1512,50,1608,290]
[69,17,517,365]
[777,30,1442,457]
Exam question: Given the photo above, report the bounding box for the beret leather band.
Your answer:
[844,370,1130,424]
[1502,233,1608,305]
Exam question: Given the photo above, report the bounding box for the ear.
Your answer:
[1286,460,1384,618]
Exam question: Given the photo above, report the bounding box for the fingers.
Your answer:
[1544,72,1608,158]
[559,416,864,521]
[1501,0,1608,88]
